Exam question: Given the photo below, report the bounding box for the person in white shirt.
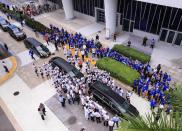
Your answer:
[84,106,89,120]
[103,113,109,126]
[63,46,67,56]
[94,111,101,123]
[80,50,85,61]
[92,48,96,58]
[108,119,114,131]
[75,50,78,60]
[90,110,95,122]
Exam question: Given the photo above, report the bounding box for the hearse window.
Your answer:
[72,69,79,75]
[103,97,109,104]
[94,92,103,100]
[96,82,109,92]
[111,104,117,109]
[122,101,129,110]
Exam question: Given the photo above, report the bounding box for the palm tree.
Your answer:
[119,84,182,131]
[119,111,182,131]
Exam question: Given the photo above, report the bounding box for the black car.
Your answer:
[0,17,9,31]
[7,24,26,41]
[49,57,84,78]
[24,37,51,58]
[89,81,139,117]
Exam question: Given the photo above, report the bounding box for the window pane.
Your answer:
[123,19,130,31]
[160,29,168,41]
[167,31,175,43]
[174,33,182,45]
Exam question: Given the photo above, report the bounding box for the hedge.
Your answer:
[112,44,151,63]
[0,3,50,33]
[96,58,140,86]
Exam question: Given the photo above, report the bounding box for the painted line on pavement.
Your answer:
[0,56,17,85]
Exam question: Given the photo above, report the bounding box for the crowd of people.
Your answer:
[31,23,174,129]
[5,2,57,18]
[33,60,124,130]
[45,24,173,112]
[133,64,172,112]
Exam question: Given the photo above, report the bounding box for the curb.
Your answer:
[0,98,23,131]
[0,56,17,85]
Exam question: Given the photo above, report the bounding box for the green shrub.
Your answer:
[25,18,50,33]
[112,44,151,63]
[96,58,140,86]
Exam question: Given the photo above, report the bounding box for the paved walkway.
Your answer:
[0,75,69,131]
[0,106,15,131]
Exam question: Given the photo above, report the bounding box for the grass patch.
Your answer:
[112,44,151,63]
[96,58,140,86]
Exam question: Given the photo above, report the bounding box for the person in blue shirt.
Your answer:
[133,79,139,92]
[150,98,156,109]
[142,84,148,98]
[148,88,155,100]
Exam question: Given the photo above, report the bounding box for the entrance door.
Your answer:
[160,29,168,41]
[159,29,182,45]
[96,9,105,23]
[174,33,182,45]
[167,31,175,43]
[122,18,134,32]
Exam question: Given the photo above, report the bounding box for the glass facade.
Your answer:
[117,0,182,35]
[73,0,104,17]
[72,0,182,35]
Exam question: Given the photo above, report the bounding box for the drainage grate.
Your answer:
[13,91,20,96]
[67,116,77,125]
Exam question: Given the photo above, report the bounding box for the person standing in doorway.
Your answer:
[113,33,117,42]
[150,38,155,48]
[143,36,148,46]
[127,40,131,47]
[96,34,99,42]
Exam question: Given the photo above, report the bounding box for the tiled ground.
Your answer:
[0,106,15,131]
[46,94,112,131]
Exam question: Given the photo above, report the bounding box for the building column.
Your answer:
[104,0,117,38]
[38,0,46,5]
[62,0,74,20]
